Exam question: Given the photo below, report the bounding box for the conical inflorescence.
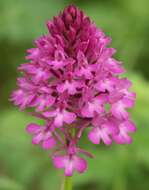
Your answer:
[10,5,136,176]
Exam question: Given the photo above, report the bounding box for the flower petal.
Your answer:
[52,155,68,169]
[42,137,56,149]
[63,110,76,124]
[73,156,87,173]
[26,123,41,134]
[54,113,64,127]
[113,120,136,144]
[110,100,129,119]
[64,160,74,176]
[88,126,112,145]
[88,127,101,144]
[32,132,43,144]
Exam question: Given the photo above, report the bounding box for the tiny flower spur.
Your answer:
[10,4,136,182]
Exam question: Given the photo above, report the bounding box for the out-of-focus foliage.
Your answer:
[0,0,149,190]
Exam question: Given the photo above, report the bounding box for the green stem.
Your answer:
[62,176,72,190]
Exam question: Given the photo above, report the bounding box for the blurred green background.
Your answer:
[0,0,149,189]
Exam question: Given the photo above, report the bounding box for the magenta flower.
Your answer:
[53,155,87,176]
[53,143,88,177]
[26,123,56,149]
[10,5,136,177]
[43,108,76,127]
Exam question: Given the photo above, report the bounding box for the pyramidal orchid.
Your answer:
[10,5,136,189]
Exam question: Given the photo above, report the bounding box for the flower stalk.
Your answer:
[63,176,72,190]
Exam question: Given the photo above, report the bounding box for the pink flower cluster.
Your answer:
[10,5,136,176]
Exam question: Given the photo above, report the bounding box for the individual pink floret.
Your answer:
[26,123,56,149]
[53,154,87,176]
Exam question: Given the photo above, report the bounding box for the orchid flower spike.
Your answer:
[10,5,136,176]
